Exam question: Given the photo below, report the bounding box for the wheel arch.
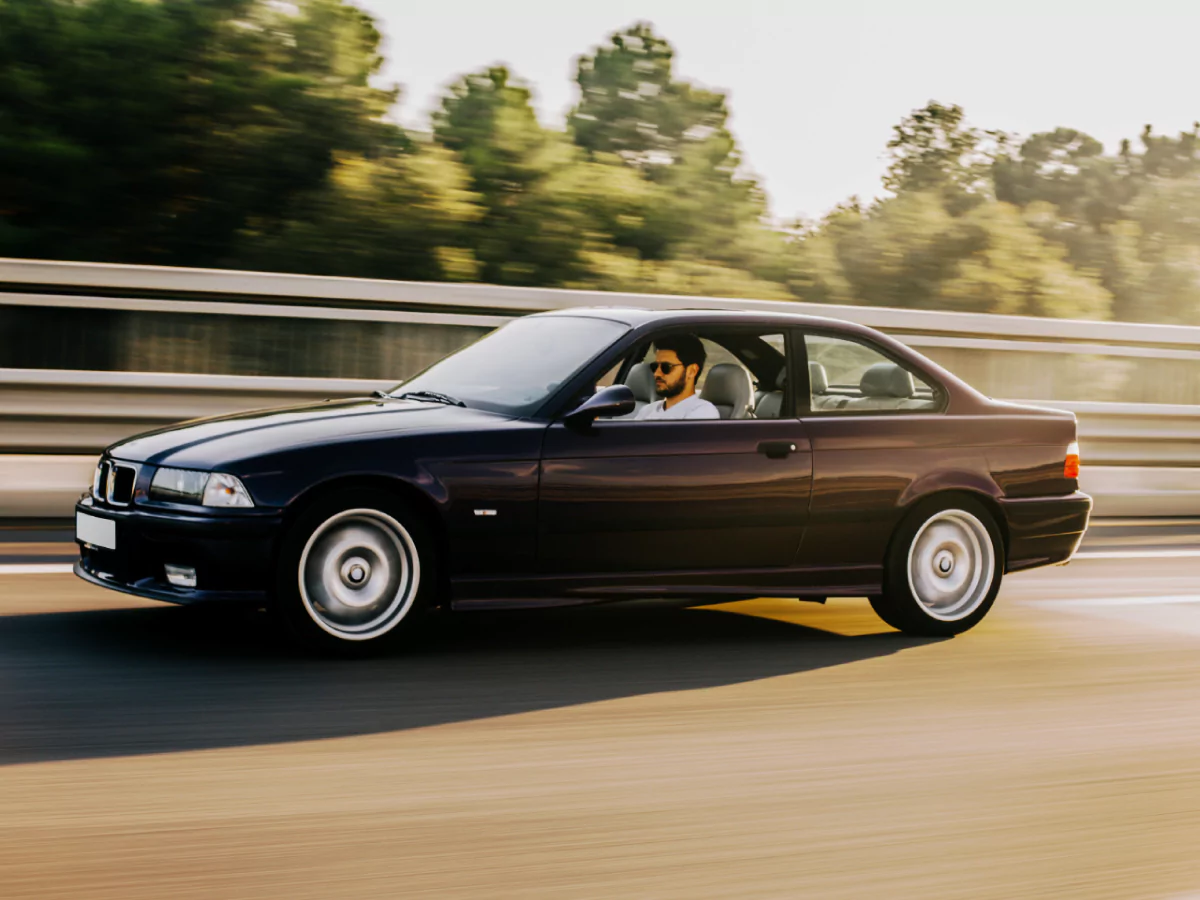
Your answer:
[890,487,1010,569]
[276,474,451,605]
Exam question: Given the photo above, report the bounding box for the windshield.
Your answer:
[393,315,629,416]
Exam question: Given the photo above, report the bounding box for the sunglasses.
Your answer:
[650,361,689,374]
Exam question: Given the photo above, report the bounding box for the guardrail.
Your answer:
[0,368,388,455]
[4,257,1200,404]
[6,257,1200,346]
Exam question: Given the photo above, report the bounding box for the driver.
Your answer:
[636,335,720,420]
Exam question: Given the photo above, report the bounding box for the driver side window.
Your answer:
[612,331,789,421]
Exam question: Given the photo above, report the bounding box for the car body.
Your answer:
[75,307,1091,648]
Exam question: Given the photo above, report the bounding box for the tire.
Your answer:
[870,495,1003,637]
[273,488,437,654]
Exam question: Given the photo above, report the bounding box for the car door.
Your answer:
[794,330,956,573]
[538,331,812,576]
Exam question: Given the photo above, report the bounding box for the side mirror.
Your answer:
[565,384,636,427]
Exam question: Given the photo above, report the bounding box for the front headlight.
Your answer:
[149,468,254,508]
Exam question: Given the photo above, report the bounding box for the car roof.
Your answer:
[532,305,866,332]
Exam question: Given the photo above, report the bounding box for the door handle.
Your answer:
[758,440,797,459]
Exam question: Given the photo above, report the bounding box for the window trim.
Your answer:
[548,322,796,423]
[797,328,949,418]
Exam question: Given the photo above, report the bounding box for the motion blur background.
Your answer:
[4,0,1200,316]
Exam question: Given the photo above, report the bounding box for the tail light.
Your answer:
[1064,441,1080,480]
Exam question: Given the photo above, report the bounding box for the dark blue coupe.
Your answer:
[76,307,1090,650]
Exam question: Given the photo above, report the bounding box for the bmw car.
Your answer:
[75,308,1091,651]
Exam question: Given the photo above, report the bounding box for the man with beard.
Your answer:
[635,334,720,420]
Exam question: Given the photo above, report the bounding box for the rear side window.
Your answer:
[804,334,940,414]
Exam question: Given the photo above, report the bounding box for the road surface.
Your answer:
[2,547,1200,898]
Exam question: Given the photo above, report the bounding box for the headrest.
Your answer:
[808,362,829,394]
[700,363,754,419]
[623,362,656,404]
[775,367,788,390]
[860,362,915,399]
[755,391,783,420]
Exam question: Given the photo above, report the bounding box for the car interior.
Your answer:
[805,333,940,412]
[599,329,940,420]
[609,331,787,420]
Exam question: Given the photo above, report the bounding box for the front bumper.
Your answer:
[74,498,281,605]
[999,491,1093,572]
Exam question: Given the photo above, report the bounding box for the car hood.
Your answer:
[107,398,510,468]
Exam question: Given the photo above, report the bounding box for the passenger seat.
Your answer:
[754,369,787,419]
[700,363,754,419]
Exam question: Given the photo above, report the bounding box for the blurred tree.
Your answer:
[988,122,1200,322]
[993,129,1114,224]
[783,202,864,306]
[0,0,400,265]
[1108,176,1200,323]
[785,190,1112,319]
[568,22,730,173]
[883,102,994,208]
[4,3,1196,325]
[235,142,482,281]
[1139,123,1200,179]
[566,22,787,285]
[433,67,547,206]
[938,202,1112,318]
[827,192,969,310]
[432,67,600,285]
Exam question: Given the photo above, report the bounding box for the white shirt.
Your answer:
[635,394,721,420]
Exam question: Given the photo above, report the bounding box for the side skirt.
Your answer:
[449,565,883,611]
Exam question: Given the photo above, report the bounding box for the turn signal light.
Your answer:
[1064,441,1080,480]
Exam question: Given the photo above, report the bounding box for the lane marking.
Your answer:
[0,563,75,575]
[1026,594,1200,608]
[1073,549,1200,560]
[1088,518,1200,528]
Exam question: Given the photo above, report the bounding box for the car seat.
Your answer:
[754,368,787,419]
[700,363,754,419]
[845,362,915,410]
[618,362,656,418]
[808,361,849,410]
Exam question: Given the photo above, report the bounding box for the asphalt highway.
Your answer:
[2,546,1200,898]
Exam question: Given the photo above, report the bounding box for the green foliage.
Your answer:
[0,0,400,265]
[569,23,730,173]
[883,102,993,202]
[2,4,1198,324]
[433,67,547,205]
[235,142,482,281]
[779,101,1200,323]
[938,202,1112,319]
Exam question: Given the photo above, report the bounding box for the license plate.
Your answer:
[76,512,116,550]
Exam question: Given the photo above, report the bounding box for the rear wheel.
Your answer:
[273,489,435,653]
[871,497,1003,637]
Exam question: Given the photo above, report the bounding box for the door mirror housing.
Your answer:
[565,384,636,427]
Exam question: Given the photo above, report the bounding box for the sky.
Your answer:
[358,0,1200,222]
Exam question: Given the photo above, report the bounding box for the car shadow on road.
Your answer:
[0,600,939,765]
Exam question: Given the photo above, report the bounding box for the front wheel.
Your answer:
[871,497,1003,637]
[273,489,436,653]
